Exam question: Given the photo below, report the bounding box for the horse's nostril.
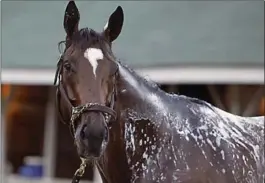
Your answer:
[80,124,87,139]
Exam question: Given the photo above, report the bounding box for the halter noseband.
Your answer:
[69,81,118,134]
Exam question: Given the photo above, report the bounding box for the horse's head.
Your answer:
[56,1,124,159]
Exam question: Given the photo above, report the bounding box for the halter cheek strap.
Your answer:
[55,85,72,124]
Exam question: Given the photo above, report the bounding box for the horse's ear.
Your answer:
[64,1,80,38]
[103,6,124,42]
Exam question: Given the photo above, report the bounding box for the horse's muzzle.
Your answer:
[76,112,108,158]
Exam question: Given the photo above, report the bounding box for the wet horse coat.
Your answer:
[97,62,264,183]
[57,2,264,182]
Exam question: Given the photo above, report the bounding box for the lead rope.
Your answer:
[71,153,109,183]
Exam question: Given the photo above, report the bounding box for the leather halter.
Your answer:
[54,44,118,183]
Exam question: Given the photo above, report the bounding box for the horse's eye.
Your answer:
[63,62,71,71]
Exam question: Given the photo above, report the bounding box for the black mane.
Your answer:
[117,60,212,109]
[117,60,162,91]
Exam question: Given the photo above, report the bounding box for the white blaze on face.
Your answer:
[84,48,104,78]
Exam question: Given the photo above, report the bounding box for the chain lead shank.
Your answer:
[71,158,88,183]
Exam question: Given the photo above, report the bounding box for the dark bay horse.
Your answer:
[54,1,265,183]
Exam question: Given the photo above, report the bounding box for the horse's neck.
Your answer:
[117,64,150,98]
[115,63,172,134]
[98,64,151,182]
[116,64,166,113]
[103,64,174,182]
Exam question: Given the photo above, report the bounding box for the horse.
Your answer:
[54,1,265,183]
